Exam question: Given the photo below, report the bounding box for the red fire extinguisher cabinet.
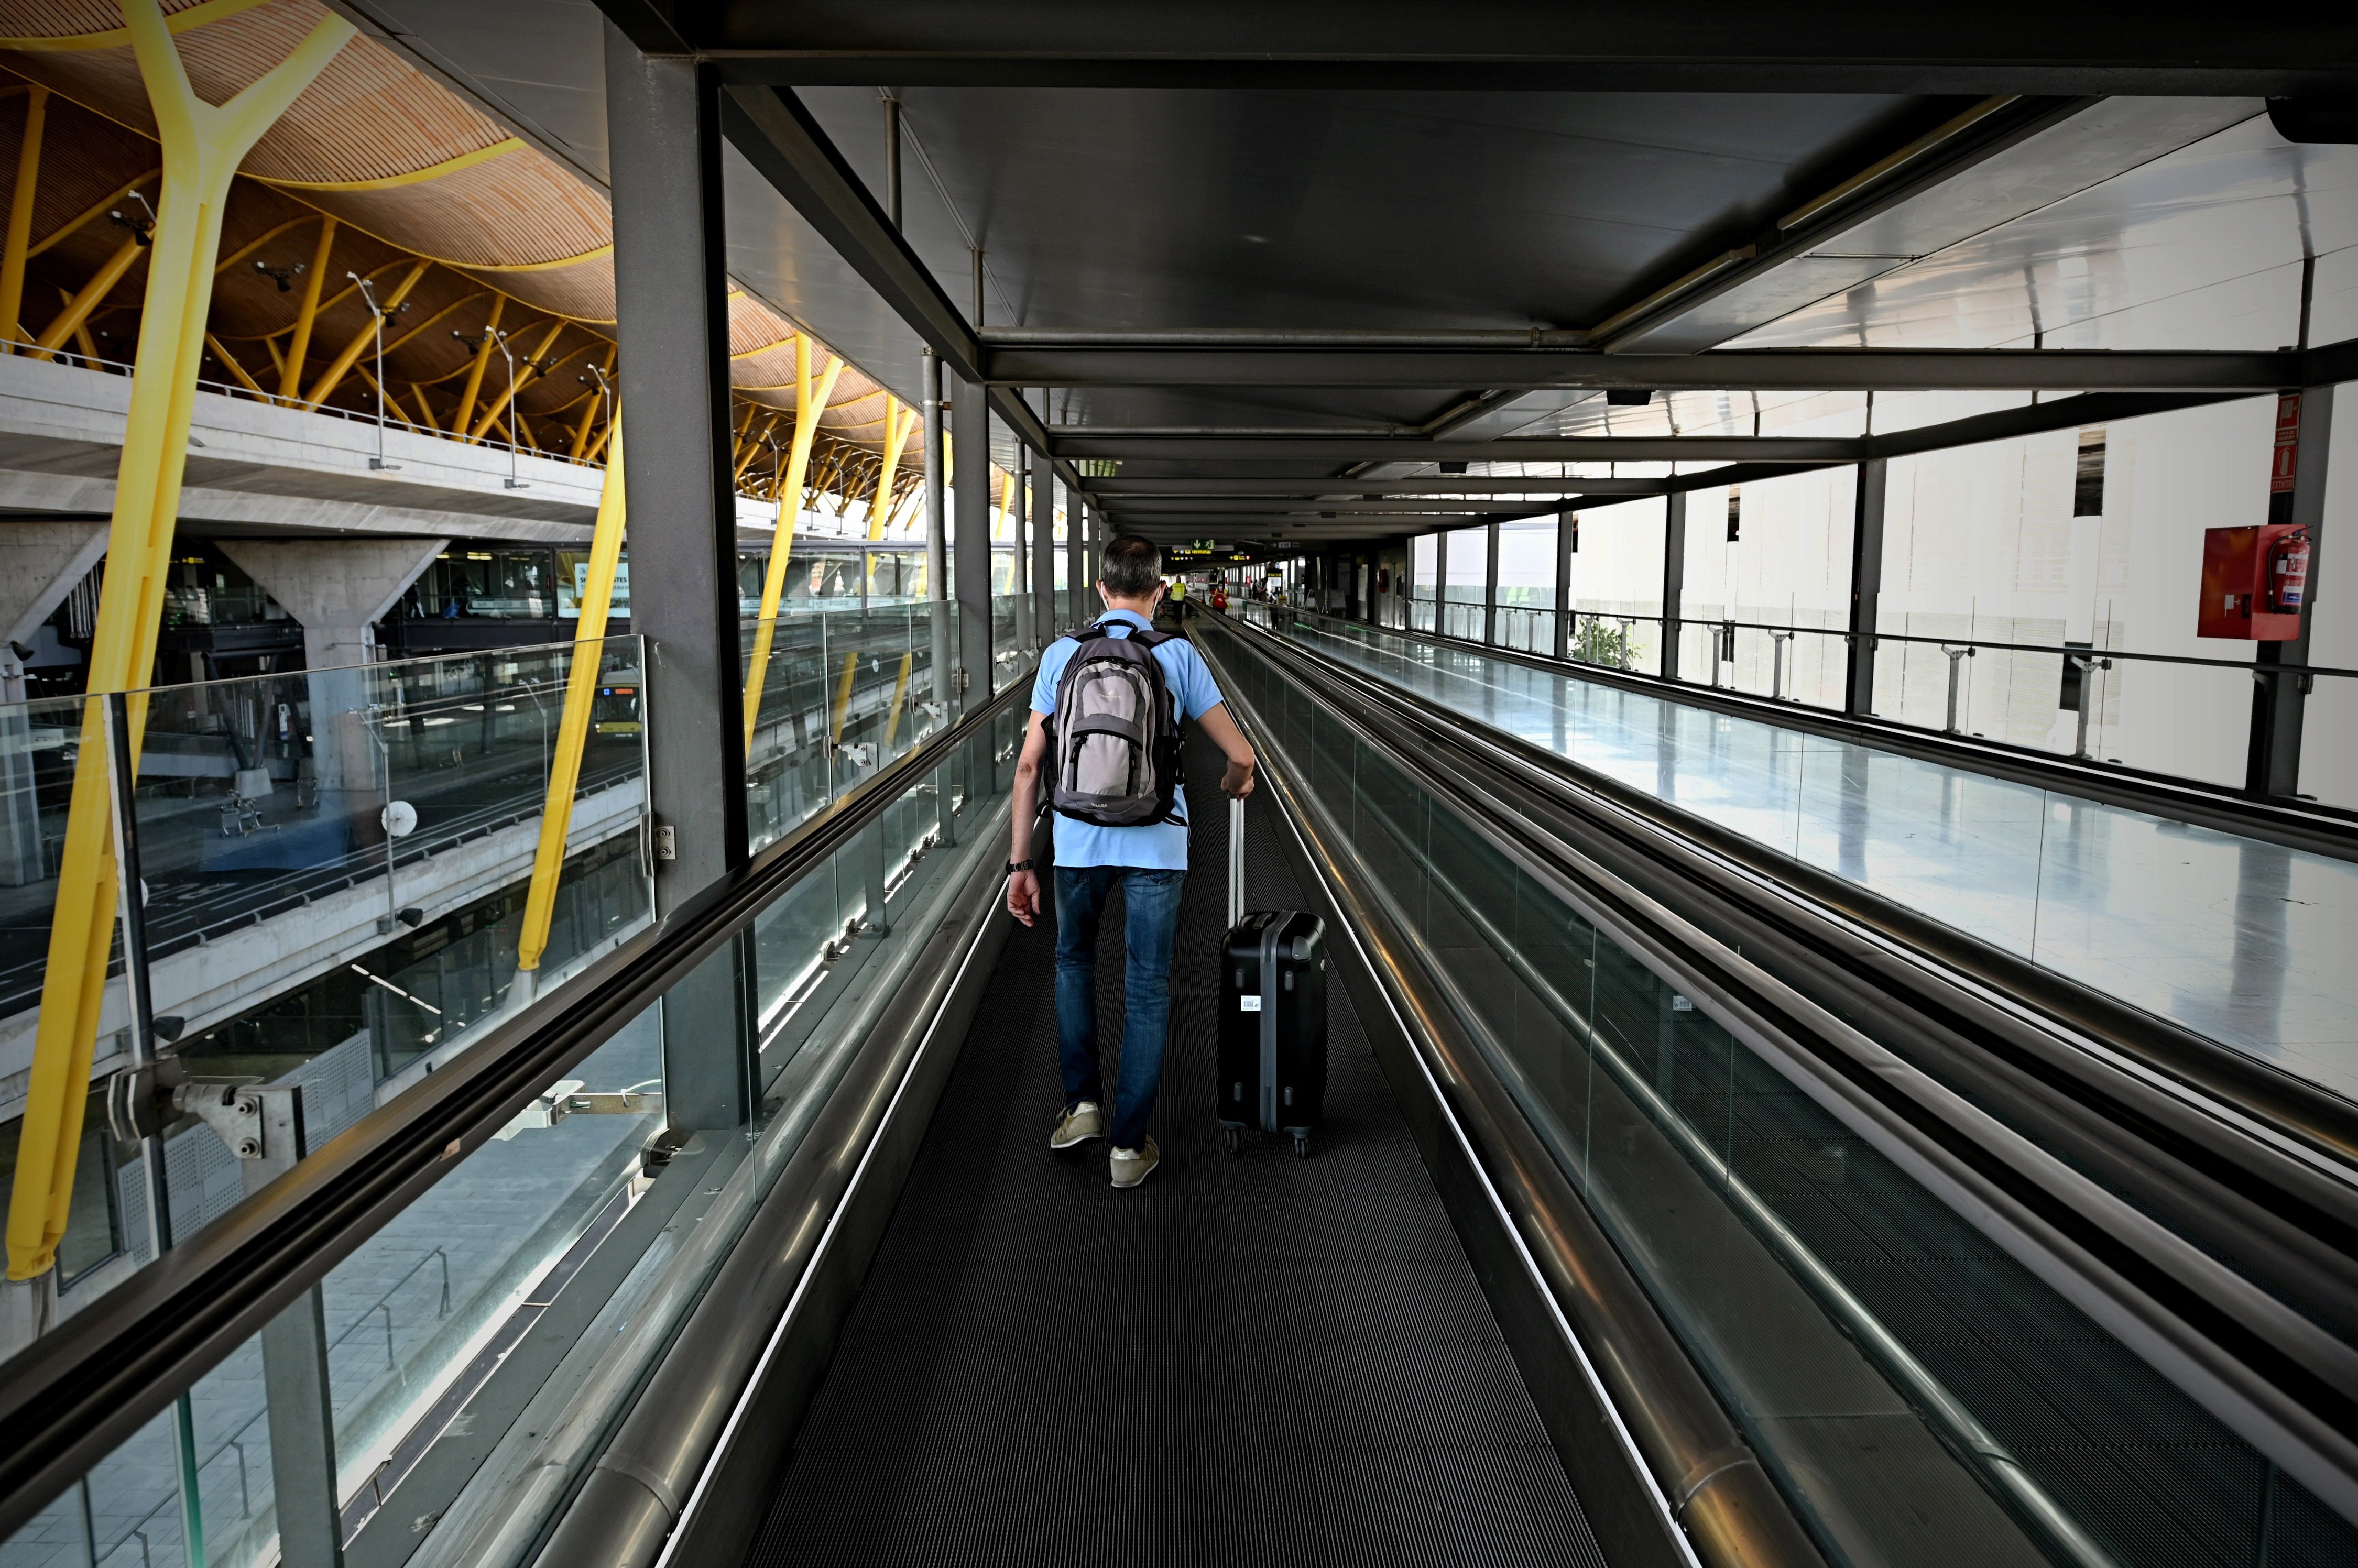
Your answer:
[2198,523,2308,641]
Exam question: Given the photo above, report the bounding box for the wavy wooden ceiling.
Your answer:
[0,0,901,492]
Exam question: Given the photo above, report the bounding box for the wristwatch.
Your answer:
[1005,859,1036,875]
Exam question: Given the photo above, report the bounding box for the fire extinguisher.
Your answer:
[2268,528,2311,615]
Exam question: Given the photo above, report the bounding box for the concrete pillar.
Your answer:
[0,522,107,886]
[217,537,445,807]
[0,521,110,670]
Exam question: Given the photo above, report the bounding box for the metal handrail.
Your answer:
[1288,602,2358,860]
[332,1246,453,1377]
[1256,609,2358,1168]
[0,676,1034,1542]
[1192,620,1826,1568]
[2,335,603,470]
[1414,597,2358,679]
[1210,612,2358,1531]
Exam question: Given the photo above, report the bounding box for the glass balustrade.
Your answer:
[1243,602,2358,1106]
[1204,618,2358,1568]
[0,676,1025,1568]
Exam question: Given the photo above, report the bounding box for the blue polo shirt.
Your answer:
[1032,610,1226,870]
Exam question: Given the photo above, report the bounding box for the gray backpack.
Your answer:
[1047,620,1186,827]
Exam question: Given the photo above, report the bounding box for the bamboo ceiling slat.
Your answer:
[299,157,610,271]
[0,1,911,462]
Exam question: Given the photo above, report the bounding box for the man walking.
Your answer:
[1008,536,1258,1188]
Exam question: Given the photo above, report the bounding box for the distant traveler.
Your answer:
[1008,536,1258,1188]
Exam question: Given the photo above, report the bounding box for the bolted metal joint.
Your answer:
[106,1058,273,1161]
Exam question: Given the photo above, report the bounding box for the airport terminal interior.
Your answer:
[0,5,2352,1565]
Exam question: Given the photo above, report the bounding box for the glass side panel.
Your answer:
[743,603,954,854]
[1,643,655,1362]
[1206,619,2358,1568]
[1246,605,2358,1106]
[3,695,1024,1568]
[1496,518,1558,612]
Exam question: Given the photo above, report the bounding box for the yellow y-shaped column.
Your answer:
[868,396,915,544]
[516,425,625,980]
[741,332,842,752]
[6,0,354,1281]
[865,396,916,602]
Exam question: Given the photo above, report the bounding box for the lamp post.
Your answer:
[492,328,528,490]
[350,271,407,472]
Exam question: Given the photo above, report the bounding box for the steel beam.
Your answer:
[1057,435,1855,463]
[1102,498,1577,516]
[1106,520,1526,537]
[715,81,1083,497]
[1087,476,1674,496]
[605,21,747,904]
[720,83,976,379]
[676,6,2357,96]
[993,345,2319,393]
[1660,492,1687,682]
[1054,391,2247,476]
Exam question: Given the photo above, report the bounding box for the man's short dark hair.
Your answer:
[1098,535,1163,598]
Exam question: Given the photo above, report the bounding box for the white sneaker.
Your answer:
[1050,1101,1103,1150]
[1109,1136,1160,1189]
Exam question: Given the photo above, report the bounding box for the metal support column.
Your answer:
[662,929,756,1131]
[246,1092,341,1568]
[1061,492,1079,627]
[2251,384,2333,797]
[1034,462,1057,640]
[1011,447,1033,652]
[604,20,744,909]
[1844,457,1888,716]
[605,21,753,1135]
[1660,491,1688,682]
[923,350,950,712]
[1553,509,1575,661]
[953,374,994,699]
[1433,531,1449,635]
[1483,522,1501,644]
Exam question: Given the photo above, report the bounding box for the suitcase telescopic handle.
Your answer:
[1227,794,1246,930]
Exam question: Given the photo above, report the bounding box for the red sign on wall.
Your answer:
[2272,392,2302,495]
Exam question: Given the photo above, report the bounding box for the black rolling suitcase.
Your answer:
[1217,796,1327,1156]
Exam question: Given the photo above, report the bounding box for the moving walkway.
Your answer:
[2,612,2353,1568]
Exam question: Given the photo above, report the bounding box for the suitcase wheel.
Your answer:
[1223,1126,1241,1154]
[1292,1132,1312,1159]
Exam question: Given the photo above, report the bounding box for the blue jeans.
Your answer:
[1054,866,1186,1150]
